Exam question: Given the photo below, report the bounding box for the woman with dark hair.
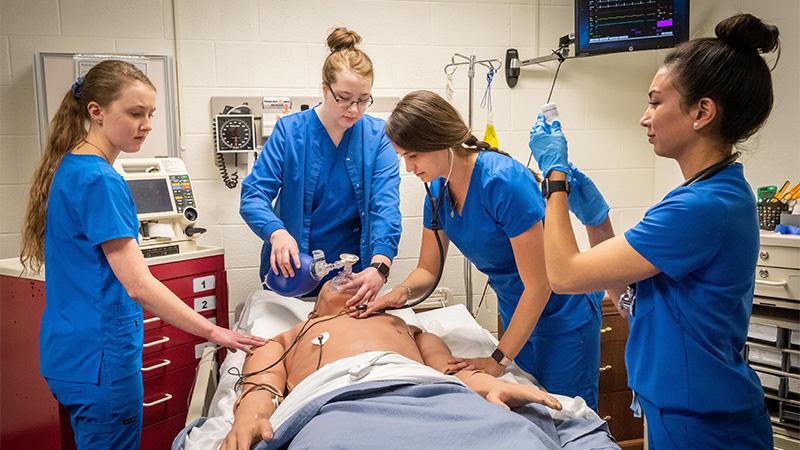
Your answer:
[355,90,611,412]
[240,27,401,304]
[530,14,780,449]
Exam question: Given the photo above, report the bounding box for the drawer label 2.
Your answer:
[193,275,215,293]
[194,295,216,312]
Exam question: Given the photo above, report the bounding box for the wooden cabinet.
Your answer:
[747,233,800,448]
[0,252,228,450]
[598,298,644,449]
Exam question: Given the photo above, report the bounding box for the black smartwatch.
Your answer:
[540,178,570,199]
[370,262,390,282]
[491,348,512,367]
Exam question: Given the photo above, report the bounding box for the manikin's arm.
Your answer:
[414,331,562,411]
[221,339,288,450]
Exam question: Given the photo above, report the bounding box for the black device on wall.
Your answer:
[574,0,690,56]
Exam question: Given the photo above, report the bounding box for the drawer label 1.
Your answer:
[195,295,216,312]
[193,275,215,293]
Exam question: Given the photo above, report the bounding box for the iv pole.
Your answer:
[443,53,502,314]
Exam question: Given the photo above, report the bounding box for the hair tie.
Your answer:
[71,75,85,100]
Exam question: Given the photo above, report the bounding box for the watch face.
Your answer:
[491,348,504,363]
[371,263,389,278]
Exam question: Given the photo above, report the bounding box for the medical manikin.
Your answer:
[221,280,566,450]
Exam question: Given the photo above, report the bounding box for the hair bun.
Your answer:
[715,13,779,53]
[327,27,362,52]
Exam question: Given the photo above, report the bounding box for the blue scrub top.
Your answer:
[308,128,361,290]
[624,163,763,413]
[241,109,401,282]
[423,151,600,334]
[41,153,142,383]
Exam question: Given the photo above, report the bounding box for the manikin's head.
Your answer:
[310,280,352,318]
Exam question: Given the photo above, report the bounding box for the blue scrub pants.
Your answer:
[514,306,602,411]
[637,395,773,450]
[46,360,143,450]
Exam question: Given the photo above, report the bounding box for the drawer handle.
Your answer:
[600,326,613,333]
[143,336,170,348]
[755,279,788,287]
[141,359,171,372]
[599,365,612,372]
[143,393,173,408]
[143,316,161,325]
[603,415,612,421]
[759,250,769,261]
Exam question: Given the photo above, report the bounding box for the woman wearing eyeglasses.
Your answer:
[240,27,401,304]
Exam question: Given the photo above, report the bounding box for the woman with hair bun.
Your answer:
[241,28,401,304]
[531,13,780,448]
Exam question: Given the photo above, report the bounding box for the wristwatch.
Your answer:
[370,262,390,282]
[540,178,570,199]
[491,348,512,367]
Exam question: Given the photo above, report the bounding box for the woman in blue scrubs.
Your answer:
[358,90,611,411]
[240,27,401,304]
[19,60,265,450]
[530,14,779,449]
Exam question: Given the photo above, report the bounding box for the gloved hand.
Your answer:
[529,112,569,177]
[567,162,610,226]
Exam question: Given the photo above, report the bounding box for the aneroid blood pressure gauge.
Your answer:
[214,114,256,152]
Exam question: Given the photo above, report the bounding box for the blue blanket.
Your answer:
[175,380,619,450]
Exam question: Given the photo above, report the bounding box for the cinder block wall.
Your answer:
[2,0,797,331]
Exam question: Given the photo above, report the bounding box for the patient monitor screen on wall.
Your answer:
[128,179,173,214]
[575,0,689,56]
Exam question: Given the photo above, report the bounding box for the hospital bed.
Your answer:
[173,290,620,449]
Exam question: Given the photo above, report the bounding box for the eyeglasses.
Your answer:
[326,84,373,110]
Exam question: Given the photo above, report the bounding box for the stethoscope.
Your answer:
[379,149,455,311]
[619,151,741,315]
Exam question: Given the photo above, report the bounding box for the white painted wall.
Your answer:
[1,0,796,330]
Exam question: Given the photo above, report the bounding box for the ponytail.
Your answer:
[20,90,86,272]
[20,60,154,272]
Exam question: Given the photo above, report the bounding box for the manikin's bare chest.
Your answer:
[281,315,421,391]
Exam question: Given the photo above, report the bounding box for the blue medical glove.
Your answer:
[528,112,569,177]
[567,162,610,226]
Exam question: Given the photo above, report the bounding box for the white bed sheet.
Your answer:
[185,290,595,449]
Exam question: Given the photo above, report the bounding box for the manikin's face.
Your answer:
[91,80,156,155]
[639,67,697,160]
[394,145,452,183]
[313,281,351,316]
[322,69,373,129]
